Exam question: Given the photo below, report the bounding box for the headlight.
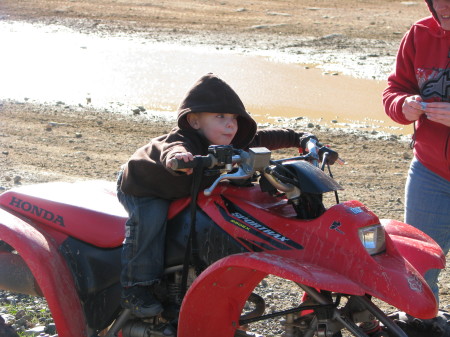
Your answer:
[358,224,386,255]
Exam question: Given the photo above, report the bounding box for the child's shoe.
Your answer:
[121,286,163,318]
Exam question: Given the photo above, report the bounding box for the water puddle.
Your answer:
[0,21,409,137]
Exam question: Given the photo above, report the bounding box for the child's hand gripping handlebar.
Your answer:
[168,142,342,196]
[168,154,216,170]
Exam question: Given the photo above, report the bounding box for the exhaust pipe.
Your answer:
[0,252,42,296]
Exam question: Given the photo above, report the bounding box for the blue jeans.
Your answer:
[117,173,171,287]
[405,157,450,304]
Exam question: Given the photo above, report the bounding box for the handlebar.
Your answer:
[168,141,343,196]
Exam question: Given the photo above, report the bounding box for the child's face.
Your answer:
[188,112,238,145]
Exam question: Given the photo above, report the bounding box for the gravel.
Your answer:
[0,291,56,336]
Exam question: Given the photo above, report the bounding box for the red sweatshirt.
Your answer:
[382,0,450,181]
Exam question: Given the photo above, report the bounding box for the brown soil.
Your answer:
[0,0,429,41]
[1,0,448,320]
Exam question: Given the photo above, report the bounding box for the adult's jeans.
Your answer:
[405,157,450,303]
[117,175,171,287]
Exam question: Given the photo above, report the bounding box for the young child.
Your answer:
[117,73,318,317]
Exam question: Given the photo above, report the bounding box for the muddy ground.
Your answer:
[1,0,449,327]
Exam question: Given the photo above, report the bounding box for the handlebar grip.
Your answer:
[169,155,214,170]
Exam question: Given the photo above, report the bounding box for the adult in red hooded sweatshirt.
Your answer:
[383,0,450,303]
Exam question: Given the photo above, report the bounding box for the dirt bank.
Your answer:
[0,0,428,41]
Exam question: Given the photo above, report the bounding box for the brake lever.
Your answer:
[304,152,319,167]
[203,167,252,196]
[321,153,329,171]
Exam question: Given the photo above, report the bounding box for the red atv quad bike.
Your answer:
[0,140,448,337]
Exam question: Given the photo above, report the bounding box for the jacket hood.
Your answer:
[177,73,257,148]
[420,0,450,37]
[425,0,440,25]
[425,0,439,21]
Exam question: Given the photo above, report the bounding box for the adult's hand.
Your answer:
[423,102,450,127]
[402,95,425,122]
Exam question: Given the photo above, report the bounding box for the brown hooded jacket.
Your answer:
[120,73,310,199]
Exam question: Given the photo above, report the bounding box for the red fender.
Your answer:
[382,219,446,275]
[0,209,87,337]
[178,252,364,337]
